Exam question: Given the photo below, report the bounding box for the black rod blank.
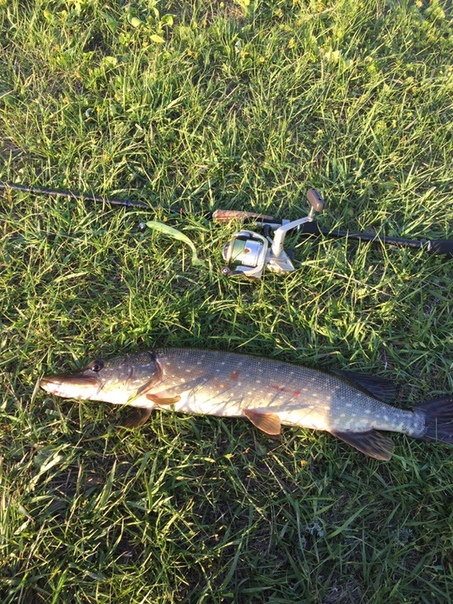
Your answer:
[0,181,149,209]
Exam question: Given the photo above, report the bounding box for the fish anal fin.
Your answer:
[120,407,153,429]
[333,370,398,403]
[331,429,395,461]
[244,409,281,436]
[146,393,181,406]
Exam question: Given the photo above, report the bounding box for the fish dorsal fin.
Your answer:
[120,407,153,429]
[333,370,398,403]
[331,429,395,461]
[244,409,281,436]
[146,394,181,406]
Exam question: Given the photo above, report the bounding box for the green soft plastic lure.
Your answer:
[146,221,204,266]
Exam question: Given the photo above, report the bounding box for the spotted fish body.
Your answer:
[40,348,453,460]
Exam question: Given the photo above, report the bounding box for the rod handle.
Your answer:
[212,209,277,224]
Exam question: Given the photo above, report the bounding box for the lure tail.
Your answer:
[416,396,453,442]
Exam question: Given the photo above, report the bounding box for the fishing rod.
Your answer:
[2,180,452,278]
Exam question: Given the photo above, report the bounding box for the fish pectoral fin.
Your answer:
[244,409,281,436]
[330,429,395,461]
[120,407,153,429]
[127,380,160,404]
[127,362,164,404]
[146,394,181,406]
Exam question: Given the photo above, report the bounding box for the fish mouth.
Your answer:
[40,374,100,399]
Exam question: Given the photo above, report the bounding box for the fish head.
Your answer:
[40,352,162,406]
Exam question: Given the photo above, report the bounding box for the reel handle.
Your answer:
[307,188,324,213]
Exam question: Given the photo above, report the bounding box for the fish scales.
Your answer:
[153,350,416,433]
[40,348,453,461]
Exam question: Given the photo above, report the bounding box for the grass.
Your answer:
[1,0,453,601]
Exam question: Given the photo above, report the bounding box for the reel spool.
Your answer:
[221,231,269,278]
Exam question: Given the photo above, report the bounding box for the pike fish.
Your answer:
[40,348,453,461]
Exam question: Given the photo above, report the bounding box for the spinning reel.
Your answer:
[221,189,324,278]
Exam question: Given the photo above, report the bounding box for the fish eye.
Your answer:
[90,360,104,372]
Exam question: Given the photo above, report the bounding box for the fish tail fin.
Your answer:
[415,396,453,443]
